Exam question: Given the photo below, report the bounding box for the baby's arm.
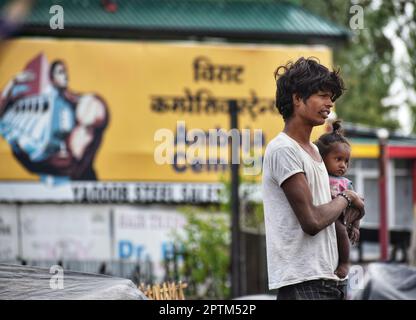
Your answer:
[346,208,361,245]
[346,179,365,225]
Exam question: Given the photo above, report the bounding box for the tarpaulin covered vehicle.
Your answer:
[0,263,147,300]
[352,263,416,300]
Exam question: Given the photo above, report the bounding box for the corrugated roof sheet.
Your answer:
[0,0,350,41]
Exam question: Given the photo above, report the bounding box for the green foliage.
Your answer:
[172,172,264,299]
[220,173,264,232]
[241,198,264,232]
[174,206,231,299]
[288,0,416,132]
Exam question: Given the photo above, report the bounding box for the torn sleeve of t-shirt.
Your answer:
[269,146,304,187]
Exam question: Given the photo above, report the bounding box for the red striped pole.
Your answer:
[412,160,416,238]
[379,136,389,261]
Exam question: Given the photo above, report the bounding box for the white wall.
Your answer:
[20,205,112,261]
[0,204,19,261]
[113,205,187,278]
[0,204,188,279]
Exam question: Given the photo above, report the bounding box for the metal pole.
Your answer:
[409,160,416,266]
[379,137,389,261]
[229,99,240,298]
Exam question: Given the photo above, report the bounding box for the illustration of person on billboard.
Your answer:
[0,53,109,183]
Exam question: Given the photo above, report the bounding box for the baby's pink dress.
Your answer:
[329,175,354,199]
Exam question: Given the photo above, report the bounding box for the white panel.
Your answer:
[0,182,225,203]
[113,206,187,279]
[0,205,19,261]
[0,182,73,201]
[20,205,111,260]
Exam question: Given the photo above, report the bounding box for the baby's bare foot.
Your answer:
[335,263,349,279]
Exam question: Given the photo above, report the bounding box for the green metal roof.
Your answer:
[1,0,350,42]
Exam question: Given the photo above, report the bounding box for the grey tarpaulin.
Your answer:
[352,263,416,300]
[0,264,148,300]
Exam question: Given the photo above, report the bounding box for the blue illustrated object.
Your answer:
[0,86,75,163]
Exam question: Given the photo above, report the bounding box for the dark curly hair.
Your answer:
[49,60,66,81]
[314,120,350,158]
[274,57,346,121]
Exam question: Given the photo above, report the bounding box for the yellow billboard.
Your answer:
[0,39,332,183]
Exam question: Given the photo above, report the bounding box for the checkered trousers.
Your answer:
[276,279,348,300]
